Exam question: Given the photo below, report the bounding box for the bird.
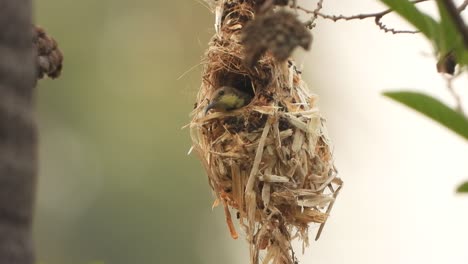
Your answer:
[205,86,253,115]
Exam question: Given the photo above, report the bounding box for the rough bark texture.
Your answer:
[0,0,37,264]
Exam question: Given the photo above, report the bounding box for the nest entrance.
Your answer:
[213,71,255,97]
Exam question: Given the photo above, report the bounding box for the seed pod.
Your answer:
[33,25,63,80]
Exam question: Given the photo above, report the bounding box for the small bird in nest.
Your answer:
[205,86,253,115]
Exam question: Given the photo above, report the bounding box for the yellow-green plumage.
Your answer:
[205,86,252,114]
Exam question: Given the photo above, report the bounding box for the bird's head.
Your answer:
[205,86,252,115]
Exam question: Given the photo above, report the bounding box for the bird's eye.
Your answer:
[218,90,225,96]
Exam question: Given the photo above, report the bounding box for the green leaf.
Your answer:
[435,0,460,54]
[456,44,468,66]
[456,181,468,193]
[435,0,467,67]
[380,0,440,42]
[383,91,468,140]
[381,0,468,66]
[435,0,468,66]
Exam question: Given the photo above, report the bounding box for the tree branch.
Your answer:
[0,0,37,263]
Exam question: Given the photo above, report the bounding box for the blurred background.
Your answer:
[35,1,468,264]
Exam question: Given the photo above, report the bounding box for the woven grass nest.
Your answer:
[189,1,342,263]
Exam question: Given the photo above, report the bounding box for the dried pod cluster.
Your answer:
[243,10,312,67]
[190,1,342,263]
[33,25,63,80]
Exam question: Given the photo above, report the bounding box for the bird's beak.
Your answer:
[204,102,216,115]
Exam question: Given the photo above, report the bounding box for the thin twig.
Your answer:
[300,0,428,21]
[458,0,468,12]
[298,0,429,34]
[298,0,468,35]
[305,0,324,30]
[445,76,465,114]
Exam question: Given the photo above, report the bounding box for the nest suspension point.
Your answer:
[189,1,342,263]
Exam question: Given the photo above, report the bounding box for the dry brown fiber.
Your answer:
[190,1,342,263]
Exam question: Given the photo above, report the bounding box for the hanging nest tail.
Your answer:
[189,1,342,263]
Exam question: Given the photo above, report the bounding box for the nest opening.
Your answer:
[213,70,255,97]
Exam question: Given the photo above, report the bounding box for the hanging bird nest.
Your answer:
[189,1,342,263]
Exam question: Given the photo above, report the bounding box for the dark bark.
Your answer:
[0,0,37,264]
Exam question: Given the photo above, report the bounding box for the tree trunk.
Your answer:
[0,0,37,263]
